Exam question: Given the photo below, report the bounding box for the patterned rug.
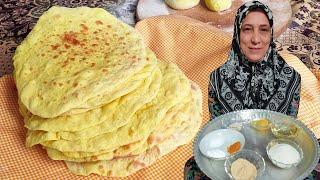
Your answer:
[0,0,319,77]
[276,0,320,71]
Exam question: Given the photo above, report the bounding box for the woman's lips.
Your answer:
[249,48,262,52]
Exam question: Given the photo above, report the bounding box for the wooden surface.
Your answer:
[136,0,292,38]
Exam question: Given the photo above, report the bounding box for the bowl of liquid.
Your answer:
[266,139,303,169]
[270,121,299,138]
[250,118,271,131]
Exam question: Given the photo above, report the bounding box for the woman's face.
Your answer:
[239,11,271,63]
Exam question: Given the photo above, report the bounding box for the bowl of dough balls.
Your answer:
[224,149,266,180]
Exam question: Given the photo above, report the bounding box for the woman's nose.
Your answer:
[251,30,261,44]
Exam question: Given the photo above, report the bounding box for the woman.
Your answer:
[184,1,309,179]
[208,1,301,118]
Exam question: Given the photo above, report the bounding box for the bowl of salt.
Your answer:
[266,139,303,169]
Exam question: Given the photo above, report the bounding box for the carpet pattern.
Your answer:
[276,0,320,72]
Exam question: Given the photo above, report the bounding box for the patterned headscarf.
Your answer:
[209,1,301,117]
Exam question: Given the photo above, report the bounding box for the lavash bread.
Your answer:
[14,6,203,177]
[14,6,147,118]
[64,82,202,177]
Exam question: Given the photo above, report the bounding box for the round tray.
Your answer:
[193,109,319,180]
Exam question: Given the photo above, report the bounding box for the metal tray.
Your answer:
[193,109,320,180]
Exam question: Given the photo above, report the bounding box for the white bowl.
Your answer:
[266,139,303,169]
[199,129,245,160]
[224,149,266,180]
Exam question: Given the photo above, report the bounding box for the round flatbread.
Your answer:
[65,81,202,177]
[14,6,147,118]
[39,61,191,152]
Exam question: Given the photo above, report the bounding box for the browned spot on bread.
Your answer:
[132,160,146,168]
[155,146,161,154]
[72,92,79,98]
[62,60,69,66]
[80,24,88,31]
[64,44,70,49]
[51,44,60,50]
[62,31,80,45]
[73,82,78,87]
[128,128,134,136]
[61,63,68,68]
[95,20,103,25]
[122,144,131,150]
[84,50,93,55]
[191,83,196,90]
[90,156,98,161]
[147,135,162,145]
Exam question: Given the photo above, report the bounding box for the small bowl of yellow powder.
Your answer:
[224,149,266,180]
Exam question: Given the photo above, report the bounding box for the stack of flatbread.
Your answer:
[13,6,202,177]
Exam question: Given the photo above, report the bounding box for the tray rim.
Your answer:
[193,109,320,180]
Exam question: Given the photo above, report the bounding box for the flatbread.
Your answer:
[13,6,147,118]
[21,50,159,132]
[64,82,202,177]
[26,65,161,146]
[39,61,191,152]
[45,85,195,162]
